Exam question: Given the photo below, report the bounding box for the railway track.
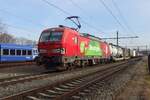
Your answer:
[0,72,52,87]
[0,62,36,68]
[0,62,116,87]
[0,59,128,87]
[0,61,121,87]
[0,57,140,100]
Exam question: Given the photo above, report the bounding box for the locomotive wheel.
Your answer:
[44,63,50,70]
[35,57,42,65]
[62,63,68,70]
[74,60,80,67]
[67,63,74,71]
[88,60,93,66]
[80,60,86,68]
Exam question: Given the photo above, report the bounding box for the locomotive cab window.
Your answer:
[3,49,9,55]
[10,49,15,55]
[40,31,62,42]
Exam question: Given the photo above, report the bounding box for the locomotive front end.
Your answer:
[37,28,66,70]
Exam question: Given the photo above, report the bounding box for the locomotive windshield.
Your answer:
[40,31,62,42]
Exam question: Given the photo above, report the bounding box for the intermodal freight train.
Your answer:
[37,25,138,70]
[0,43,38,63]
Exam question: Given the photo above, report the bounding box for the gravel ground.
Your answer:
[67,57,147,100]
[116,56,150,100]
[0,61,127,98]
[80,56,149,100]
[77,58,139,100]
[0,64,47,79]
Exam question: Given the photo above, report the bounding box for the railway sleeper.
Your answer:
[26,96,41,100]
[70,81,82,85]
[71,95,81,100]
[83,89,91,93]
[59,85,75,89]
[54,87,70,92]
[78,92,88,96]
[73,79,84,83]
[46,89,63,95]
[52,85,76,93]
[65,83,77,87]
[71,95,89,100]
[38,92,56,99]
[43,88,71,99]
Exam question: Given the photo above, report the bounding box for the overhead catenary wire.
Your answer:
[80,19,105,33]
[41,0,71,15]
[98,0,127,32]
[111,0,135,34]
[41,0,105,33]
[68,0,106,33]
[110,0,138,46]
[69,0,92,19]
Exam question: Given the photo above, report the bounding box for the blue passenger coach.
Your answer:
[0,43,38,63]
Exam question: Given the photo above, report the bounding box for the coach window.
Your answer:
[3,49,9,55]
[16,50,21,56]
[27,50,32,55]
[22,50,26,55]
[0,49,1,55]
[10,49,16,55]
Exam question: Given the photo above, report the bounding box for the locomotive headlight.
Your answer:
[60,48,65,54]
[52,48,65,54]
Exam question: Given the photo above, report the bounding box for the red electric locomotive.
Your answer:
[37,25,112,70]
[36,16,113,70]
[37,26,76,70]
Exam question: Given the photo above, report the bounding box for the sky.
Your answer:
[0,0,150,49]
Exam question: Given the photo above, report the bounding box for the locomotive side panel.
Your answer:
[78,35,104,58]
[63,29,79,57]
[100,42,111,59]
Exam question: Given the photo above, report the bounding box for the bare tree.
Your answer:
[0,20,16,43]
[0,20,7,34]
[0,33,16,43]
[0,20,36,45]
[16,37,37,45]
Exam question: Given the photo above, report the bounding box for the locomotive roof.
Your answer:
[43,25,76,32]
[80,33,109,43]
[0,43,34,49]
